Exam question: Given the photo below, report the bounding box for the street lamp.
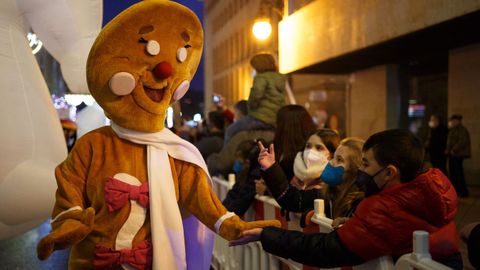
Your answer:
[252,18,272,40]
[251,0,284,41]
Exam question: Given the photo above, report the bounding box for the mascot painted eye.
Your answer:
[109,72,136,95]
[177,47,188,62]
[146,40,160,55]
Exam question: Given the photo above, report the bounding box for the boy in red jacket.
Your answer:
[231,129,462,269]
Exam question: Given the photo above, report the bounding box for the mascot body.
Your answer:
[37,1,280,269]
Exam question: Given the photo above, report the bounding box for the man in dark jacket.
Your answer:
[426,114,448,174]
[446,114,471,197]
[230,129,462,269]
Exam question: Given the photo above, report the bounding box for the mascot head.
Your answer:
[87,0,203,132]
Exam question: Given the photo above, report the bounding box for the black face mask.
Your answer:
[355,167,387,197]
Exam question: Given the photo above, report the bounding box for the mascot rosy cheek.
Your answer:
[37,1,280,269]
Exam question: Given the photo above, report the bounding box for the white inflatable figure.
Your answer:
[0,0,102,239]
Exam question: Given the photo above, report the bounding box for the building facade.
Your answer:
[204,0,282,109]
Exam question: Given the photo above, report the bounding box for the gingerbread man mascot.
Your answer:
[37,1,280,269]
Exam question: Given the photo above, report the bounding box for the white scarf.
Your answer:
[111,123,214,270]
[293,152,327,187]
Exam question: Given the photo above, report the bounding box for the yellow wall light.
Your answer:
[252,18,272,41]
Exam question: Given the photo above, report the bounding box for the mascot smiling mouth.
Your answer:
[143,80,168,103]
[144,85,167,102]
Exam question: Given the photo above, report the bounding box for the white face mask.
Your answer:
[294,151,329,187]
[303,149,328,168]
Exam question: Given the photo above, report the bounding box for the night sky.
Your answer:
[102,0,205,109]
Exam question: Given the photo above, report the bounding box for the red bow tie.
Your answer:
[104,177,149,212]
[94,240,152,270]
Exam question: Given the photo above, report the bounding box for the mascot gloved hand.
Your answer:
[36,1,280,269]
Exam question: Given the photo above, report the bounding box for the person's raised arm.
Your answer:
[258,141,323,212]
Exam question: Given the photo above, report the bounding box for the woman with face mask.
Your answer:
[291,130,340,190]
[257,129,366,220]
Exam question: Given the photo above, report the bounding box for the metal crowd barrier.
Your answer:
[211,176,452,270]
[395,231,452,270]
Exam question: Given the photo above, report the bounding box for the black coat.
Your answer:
[261,163,331,217]
[260,227,364,268]
[260,226,462,269]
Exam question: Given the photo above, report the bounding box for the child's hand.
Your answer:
[290,176,305,190]
[305,182,324,190]
[304,178,325,190]
[255,179,267,196]
[229,228,263,246]
[258,141,275,170]
[332,217,349,229]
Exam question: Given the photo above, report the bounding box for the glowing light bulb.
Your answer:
[252,19,272,41]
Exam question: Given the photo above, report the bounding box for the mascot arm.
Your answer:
[37,143,95,260]
[175,160,281,241]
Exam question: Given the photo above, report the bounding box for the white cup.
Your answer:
[228,173,236,185]
[314,199,325,219]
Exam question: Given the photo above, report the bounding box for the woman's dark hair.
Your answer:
[235,139,257,160]
[363,129,424,182]
[309,129,341,158]
[234,139,261,186]
[274,105,316,166]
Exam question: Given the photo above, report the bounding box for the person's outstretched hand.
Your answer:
[332,217,349,229]
[255,179,267,195]
[258,141,275,170]
[229,228,263,246]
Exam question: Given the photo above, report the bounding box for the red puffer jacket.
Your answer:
[337,168,459,261]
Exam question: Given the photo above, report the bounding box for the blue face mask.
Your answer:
[355,167,387,197]
[319,163,345,186]
[232,160,244,174]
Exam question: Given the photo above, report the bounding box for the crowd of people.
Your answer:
[165,52,476,269]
